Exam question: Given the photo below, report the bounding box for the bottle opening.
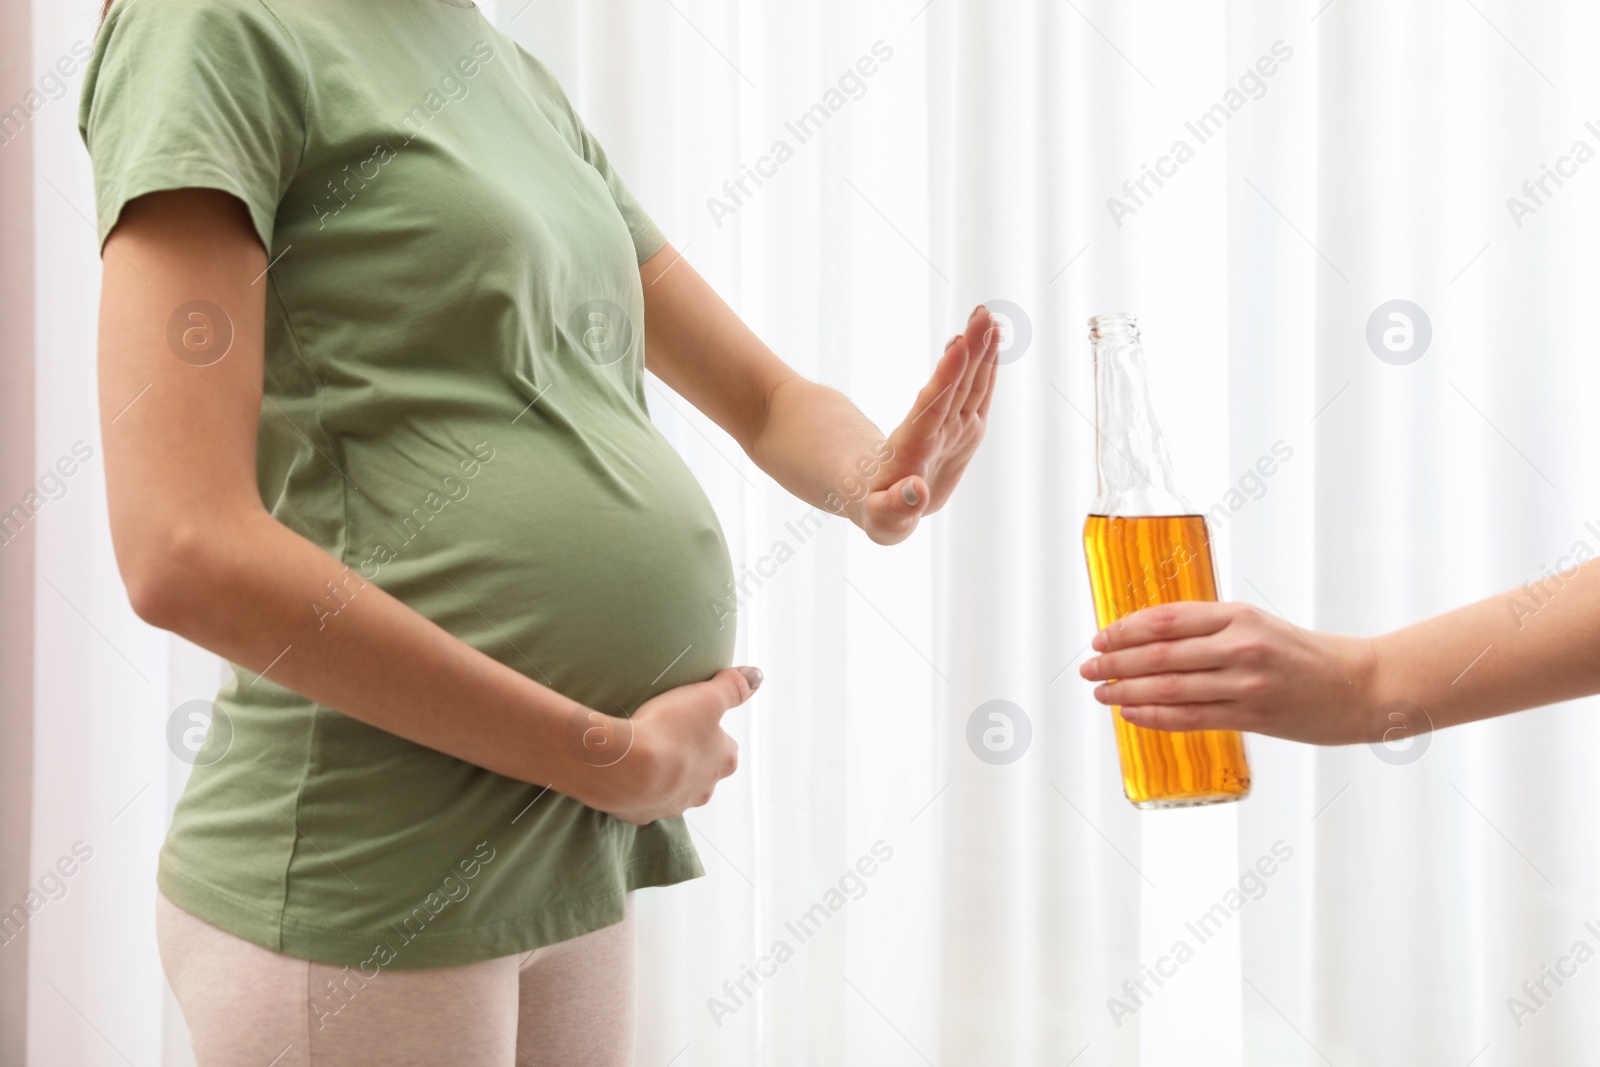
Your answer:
[1088,312,1139,343]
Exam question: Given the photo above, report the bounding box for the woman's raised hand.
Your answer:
[857,305,1001,546]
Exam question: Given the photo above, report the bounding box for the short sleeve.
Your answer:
[78,0,307,256]
[515,48,667,265]
[573,119,668,265]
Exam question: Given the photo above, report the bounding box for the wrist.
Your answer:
[827,436,896,531]
[1337,632,1387,744]
[837,490,869,532]
[557,705,651,810]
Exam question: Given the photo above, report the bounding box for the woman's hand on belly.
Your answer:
[576,666,763,825]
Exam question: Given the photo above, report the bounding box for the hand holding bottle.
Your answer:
[1080,553,1600,748]
[1079,602,1378,745]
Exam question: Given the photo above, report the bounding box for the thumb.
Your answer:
[708,666,764,715]
[861,476,928,544]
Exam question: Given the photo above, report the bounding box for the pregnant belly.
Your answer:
[339,414,736,713]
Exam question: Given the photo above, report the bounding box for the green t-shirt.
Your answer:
[80,0,736,968]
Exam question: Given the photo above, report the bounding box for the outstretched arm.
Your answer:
[640,244,1000,545]
[1078,560,1600,744]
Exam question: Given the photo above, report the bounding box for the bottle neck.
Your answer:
[1090,325,1193,517]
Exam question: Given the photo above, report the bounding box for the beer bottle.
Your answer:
[1082,312,1252,807]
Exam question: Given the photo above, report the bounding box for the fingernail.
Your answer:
[1093,684,1109,703]
[1092,631,1108,651]
[902,482,921,507]
[738,666,763,691]
[1120,707,1142,726]
[948,334,961,348]
[1081,658,1099,680]
[970,304,984,322]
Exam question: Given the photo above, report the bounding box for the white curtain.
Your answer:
[14,0,1599,1064]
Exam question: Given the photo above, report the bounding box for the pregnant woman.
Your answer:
[81,0,999,1063]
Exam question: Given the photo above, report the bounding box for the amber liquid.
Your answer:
[1083,514,1251,808]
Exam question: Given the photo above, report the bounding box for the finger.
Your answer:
[860,479,925,544]
[1094,602,1234,652]
[863,478,927,530]
[1092,669,1239,708]
[975,351,1001,418]
[963,309,999,417]
[963,356,996,418]
[1080,633,1229,681]
[708,666,762,717]
[948,307,988,417]
[906,334,967,429]
[894,475,928,511]
[978,305,1006,362]
[1117,702,1242,733]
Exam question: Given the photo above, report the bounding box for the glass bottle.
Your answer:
[1081,312,1251,808]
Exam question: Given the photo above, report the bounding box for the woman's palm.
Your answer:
[858,306,1001,545]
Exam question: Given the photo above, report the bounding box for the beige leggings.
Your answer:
[155,891,635,1067]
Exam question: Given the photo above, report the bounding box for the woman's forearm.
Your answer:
[1368,557,1600,730]
[139,507,614,803]
[640,245,996,544]
[747,376,890,521]
[636,246,891,522]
